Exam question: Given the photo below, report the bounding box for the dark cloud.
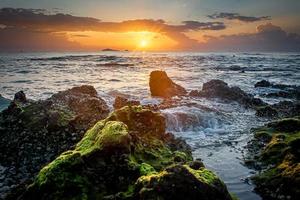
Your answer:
[181,21,225,31]
[207,12,271,22]
[201,23,300,51]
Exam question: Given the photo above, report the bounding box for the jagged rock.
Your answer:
[11,106,233,200]
[245,117,300,200]
[149,70,187,98]
[0,85,109,199]
[191,79,265,107]
[113,96,140,110]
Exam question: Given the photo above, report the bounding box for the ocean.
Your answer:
[1,52,300,200]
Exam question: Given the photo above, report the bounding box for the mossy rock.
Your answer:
[16,106,233,200]
[135,165,232,200]
[248,117,300,199]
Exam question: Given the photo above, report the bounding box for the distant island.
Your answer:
[101,48,130,52]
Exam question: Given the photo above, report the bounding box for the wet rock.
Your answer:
[0,85,109,198]
[245,117,300,199]
[256,101,300,118]
[255,80,271,88]
[149,70,187,98]
[113,96,140,110]
[136,165,233,200]
[255,80,300,100]
[191,79,266,107]
[12,106,233,200]
[256,106,278,118]
[14,91,27,103]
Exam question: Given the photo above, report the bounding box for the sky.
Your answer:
[0,0,299,52]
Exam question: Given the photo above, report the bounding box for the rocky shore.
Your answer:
[0,70,299,200]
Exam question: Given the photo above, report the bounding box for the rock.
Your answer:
[256,101,300,118]
[192,79,266,107]
[189,90,201,96]
[256,106,278,118]
[245,117,300,199]
[113,96,140,110]
[12,106,233,200]
[136,165,233,200]
[149,70,187,98]
[14,91,27,103]
[255,80,300,100]
[255,80,271,88]
[0,85,109,198]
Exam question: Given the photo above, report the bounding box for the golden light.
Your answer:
[139,39,149,48]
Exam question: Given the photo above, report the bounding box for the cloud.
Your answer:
[0,27,81,51]
[0,8,298,51]
[207,12,271,22]
[201,23,300,51]
[0,7,227,51]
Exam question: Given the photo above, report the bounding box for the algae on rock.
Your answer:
[247,117,300,200]
[16,106,233,200]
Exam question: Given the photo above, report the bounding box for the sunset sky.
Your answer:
[0,0,299,51]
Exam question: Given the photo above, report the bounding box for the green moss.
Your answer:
[249,117,300,199]
[139,163,156,176]
[185,165,221,186]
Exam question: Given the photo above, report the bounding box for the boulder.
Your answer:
[192,79,265,107]
[14,90,27,103]
[0,85,109,198]
[149,70,187,98]
[113,96,140,110]
[245,118,300,199]
[12,106,233,200]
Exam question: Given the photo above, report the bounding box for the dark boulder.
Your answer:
[149,70,187,98]
[14,90,27,103]
[192,79,266,107]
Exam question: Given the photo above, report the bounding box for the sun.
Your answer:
[139,39,149,48]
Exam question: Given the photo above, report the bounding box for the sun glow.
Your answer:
[139,39,149,48]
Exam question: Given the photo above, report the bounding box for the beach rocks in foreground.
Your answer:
[245,117,300,200]
[190,79,265,107]
[11,106,234,200]
[149,70,187,98]
[0,85,109,198]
